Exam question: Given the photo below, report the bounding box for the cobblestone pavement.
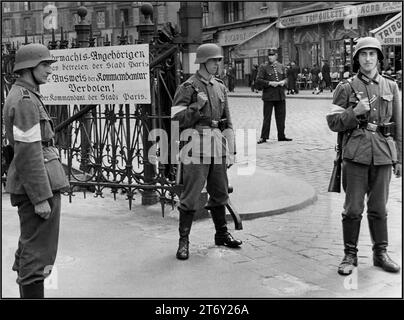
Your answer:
[2,95,402,299]
[219,95,402,297]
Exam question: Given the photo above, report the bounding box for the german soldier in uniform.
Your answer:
[256,48,292,144]
[171,43,242,260]
[326,37,402,275]
[3,43,70,297]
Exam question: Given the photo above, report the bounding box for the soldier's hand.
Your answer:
[353,97,370,116]
[196,92,208,110]
[393,163,402,178]
[34,200,51,220]
[271,81,279,87]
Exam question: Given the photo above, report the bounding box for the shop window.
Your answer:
[202,2,209,28]
[23,17,31,33]
[96,11,105,28]
[3,2,11,12]
[3,19,11,36]
[224,2,244,23]
[120,8,129,26]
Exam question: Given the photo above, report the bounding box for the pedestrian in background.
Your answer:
[220,63,229,88]
[3,43,70,298]
[311,64,321,94]
[171,43,242,260]
[250,64,259,92]
[256,48,292,144]
[320,59,332,93]
[227,64,235,92]
[326,36,401,276]
[287,61,298,95]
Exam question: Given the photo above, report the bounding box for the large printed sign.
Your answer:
[41,44,150,105]
[278,2,402,28]
[371,12,402,45]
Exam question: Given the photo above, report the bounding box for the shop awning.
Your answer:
[230,20,279,58]
[370,12,402,45]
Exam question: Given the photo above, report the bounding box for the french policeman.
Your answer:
[3,43,69,298]
[326,37,402,276]
[171,43,242,260]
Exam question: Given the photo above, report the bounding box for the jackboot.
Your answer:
[338,219,361,275]
[20,280,44,299]
[176,209,194,260]
[211,206,242,248]
[368,217,400,273]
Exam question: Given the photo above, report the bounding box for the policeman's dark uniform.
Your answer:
[255,49,289,141]
[3,45,69,297]
[171,44,241,260]
[326,38,402,275]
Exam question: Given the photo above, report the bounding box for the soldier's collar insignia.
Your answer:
[358,71,379,84]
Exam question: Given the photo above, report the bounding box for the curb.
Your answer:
[227,93,333,100]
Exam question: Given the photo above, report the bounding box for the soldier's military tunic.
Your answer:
[326,71,402,220]
[3,78,69,286]
[255,61,289,140]
[171,71,235,211]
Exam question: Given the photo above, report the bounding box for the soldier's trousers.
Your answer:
[342,160,392,221]
[10,192,61,286]
[260,100,286,140]
[179,158,228,212]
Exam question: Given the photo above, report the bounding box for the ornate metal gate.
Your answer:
[1,20,183,216]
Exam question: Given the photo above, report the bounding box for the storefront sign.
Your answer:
[217,26,266,46]
[279,2,402,28]
[41,44,150,105]
[371,12,402,45]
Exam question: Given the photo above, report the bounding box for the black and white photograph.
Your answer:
[1,0,402,309]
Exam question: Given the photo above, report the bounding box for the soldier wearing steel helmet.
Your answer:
[3,43,69,298]
[326,36,401,276]
[171,43,242,260]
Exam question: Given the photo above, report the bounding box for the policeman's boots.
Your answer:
[20,280,44,298]
[176,209,194,260]
[338,219,361,276]
[211,206,242,248]
[368,217,400,273]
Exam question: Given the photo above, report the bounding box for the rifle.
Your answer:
[226,185,243,230]
[328,132,343,193]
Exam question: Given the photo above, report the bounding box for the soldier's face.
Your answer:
[32,61,53,84]
[268,54,277,63]
[205,58,221,75]
[358,49,378,73]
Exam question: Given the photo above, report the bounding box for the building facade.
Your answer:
[201,1,279,86]
[2,1,181,47]
[278,1,402,75]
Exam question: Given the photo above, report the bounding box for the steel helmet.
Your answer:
[353,37,384,61]
[13,43,57,73]
[194,43,223,64]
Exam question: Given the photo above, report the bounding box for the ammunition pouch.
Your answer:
[358,121,395,137]
[379,122,395,137]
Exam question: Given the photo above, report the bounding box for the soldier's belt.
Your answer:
[197,119,228,130]
[358,122,395,136]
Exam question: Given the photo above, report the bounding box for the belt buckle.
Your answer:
[211,120,219,128]
[366,123,378,132]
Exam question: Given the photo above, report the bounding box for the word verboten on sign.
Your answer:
[41,44,151,105]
